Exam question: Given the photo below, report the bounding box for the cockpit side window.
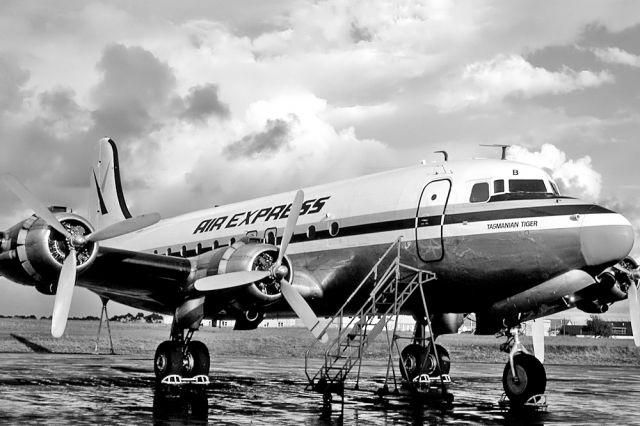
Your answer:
[508,179,547,193]
[470,182,490,203]
[494,179,505,194]
[549,180,560,196]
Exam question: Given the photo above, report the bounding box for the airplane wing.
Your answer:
[78,246,193,315]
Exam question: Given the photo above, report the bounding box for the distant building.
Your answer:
[609,321,633,337]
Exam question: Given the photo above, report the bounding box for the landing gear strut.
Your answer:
[154,323,211,382]
[500,326,546,404]
[94,297,115,354]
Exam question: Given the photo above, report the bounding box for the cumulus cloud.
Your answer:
[0,57,30,113]
[91,44,177,140]
[120,92,394,215]
[180,84,230,122]
[224,117,295,159]
[93,44,176,107]
[592,46,640,67]
[507,143,602,201]
[38,88,92,138]
[436,55,614,111]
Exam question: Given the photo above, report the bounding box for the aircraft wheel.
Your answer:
[400,344,426,380]
[400,343,450,380]
[502,353,546,405]
[432,344,451,375]
[184,340,210,377]
[420,343,450,377]
[154,341,183,381]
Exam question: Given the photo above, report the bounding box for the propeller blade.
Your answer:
[628,282,640,347]
[86,213,161,243]
[194,270,271,292]
[2,174,71,239]
[280,278,327,343]
[51,249,77,338]
[532,319,545,363]
[277,190,304,266]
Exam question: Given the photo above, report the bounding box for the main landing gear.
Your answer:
[399,320,451,381]
[154,323,211,382]
[500,326,546,405]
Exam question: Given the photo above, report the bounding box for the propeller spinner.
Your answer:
[2,174,161,338]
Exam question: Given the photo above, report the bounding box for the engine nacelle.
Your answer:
[196,240,292,310]
[575,257,636,314]
[0,212,98,293]
[431,313,465,336]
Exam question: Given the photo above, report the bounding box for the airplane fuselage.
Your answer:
[81,159,633,326]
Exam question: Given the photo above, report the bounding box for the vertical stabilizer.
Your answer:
[89,138,132,230]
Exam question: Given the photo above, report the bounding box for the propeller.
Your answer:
[531,319,545,363]
[195,190,327,342]
[51,248,77,338]
[628,280,640,346]
[194,270,270,291]
[2,173,161,338]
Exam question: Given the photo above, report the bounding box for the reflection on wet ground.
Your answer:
[0,353,639,425]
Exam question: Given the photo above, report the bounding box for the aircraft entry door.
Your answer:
[415,179,451,262]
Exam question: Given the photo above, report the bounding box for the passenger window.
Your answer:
[180,245,187,257]
[329,222,340,237]
[470,183,490,203]
[307,225,316,240]
[213,240,219,249]
[509,179,547,193]
[230,237,236,245]
[166,248,172,256]
[196,243,202,255]
[494,180,504,194]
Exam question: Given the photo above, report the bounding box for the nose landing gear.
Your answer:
[500,326,546,405]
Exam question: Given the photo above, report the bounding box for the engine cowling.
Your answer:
[431,313,465,336]
[196,240,293,310]
[0,211,98,294]
[575,257,637,314]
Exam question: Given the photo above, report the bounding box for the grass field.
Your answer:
[1,318,639,366]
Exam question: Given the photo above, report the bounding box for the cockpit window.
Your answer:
[549,180,560,196]
[470,182,490,203]
[494,179,504,194]
[508,179,547,193]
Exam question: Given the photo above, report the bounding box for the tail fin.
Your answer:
[89,138,132,230]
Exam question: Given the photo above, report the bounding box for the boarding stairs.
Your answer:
[304,237,437,400]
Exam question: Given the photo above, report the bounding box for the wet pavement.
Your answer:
[0,353,639,425]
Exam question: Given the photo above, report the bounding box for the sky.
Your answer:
[0,0,639,322]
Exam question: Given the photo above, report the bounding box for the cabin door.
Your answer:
[415,179,451,262]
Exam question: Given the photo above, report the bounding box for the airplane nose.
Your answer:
[580,212,634,267]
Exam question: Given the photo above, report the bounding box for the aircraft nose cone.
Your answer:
[580,212,634,267]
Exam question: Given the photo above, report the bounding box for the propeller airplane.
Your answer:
[0,137,638,405]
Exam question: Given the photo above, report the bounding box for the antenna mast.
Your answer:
[480,144,510,160]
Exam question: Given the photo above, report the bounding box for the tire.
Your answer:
[184,341,210,378]
[400,343,451,381]
[400,344,426,381]
[154,341,183,381]
[433,344,451,376]
[502,353,547,405]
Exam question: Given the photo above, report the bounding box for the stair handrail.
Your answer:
[304,236,403,382]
